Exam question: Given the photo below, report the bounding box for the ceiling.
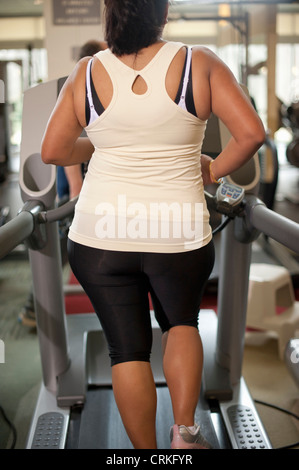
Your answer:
[0,0,298,18]
[0,0,44,18]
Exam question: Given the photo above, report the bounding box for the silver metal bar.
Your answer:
[29,220,70,393]
[246,196,299,254]
[0,211,34,259]
[40,197,78,224]
[216,219,252,386]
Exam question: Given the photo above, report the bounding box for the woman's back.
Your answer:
[69,42,212,253]
[72,41,213,128]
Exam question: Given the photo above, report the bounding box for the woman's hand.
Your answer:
[200,154,214,185]
[194,47,265,180]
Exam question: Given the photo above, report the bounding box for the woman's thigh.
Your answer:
[144,241,215,332]
[67,240,152,366]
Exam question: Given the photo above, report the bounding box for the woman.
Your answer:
[41,0,265,449]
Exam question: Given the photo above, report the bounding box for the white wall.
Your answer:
[44,0,105,80]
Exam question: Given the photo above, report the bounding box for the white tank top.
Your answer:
[68,41,212,253]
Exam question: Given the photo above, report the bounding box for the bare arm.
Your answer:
[64,164,83,199]
[194,47,266,184]
[41,60,94,167]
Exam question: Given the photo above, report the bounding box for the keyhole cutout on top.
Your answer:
[131,74,148,95]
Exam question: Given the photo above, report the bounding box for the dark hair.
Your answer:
[104,0,168,56]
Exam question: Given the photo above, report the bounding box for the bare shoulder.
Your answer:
[191,45,229,71]
[191,46,218,61]
[69,56,91,84]
[62,56,92,102]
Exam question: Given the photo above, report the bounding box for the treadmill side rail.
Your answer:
[220,379,272,449]
[26,384,70,449]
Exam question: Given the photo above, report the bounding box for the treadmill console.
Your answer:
[215,182,245,217]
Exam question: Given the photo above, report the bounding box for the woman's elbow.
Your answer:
[41,139,59,165]
[255,124,266,148]
[41,152,52,165]
[249,120,266,153]
[41,151,54,165]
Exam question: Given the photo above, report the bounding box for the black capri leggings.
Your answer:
[67,239,214,366]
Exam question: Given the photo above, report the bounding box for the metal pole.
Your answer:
[0,211,34,259]
[216,219,252,386]
[29,219,70,393]
[19,79,71,395]
[246,196,299,254]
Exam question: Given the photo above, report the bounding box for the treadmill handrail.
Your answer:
[0,193,297,259]
[0,211,34,259]
[0,197,77,260]
[39,197,78,224]
[245,195,299,254]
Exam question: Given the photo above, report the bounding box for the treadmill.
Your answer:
[1,78,299,450]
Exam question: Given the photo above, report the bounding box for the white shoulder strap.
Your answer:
[86,58,100,125]
[178,47,192,111]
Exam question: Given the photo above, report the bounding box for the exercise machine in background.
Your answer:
[0,79,298,449]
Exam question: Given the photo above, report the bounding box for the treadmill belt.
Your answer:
[76,386,219,449]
